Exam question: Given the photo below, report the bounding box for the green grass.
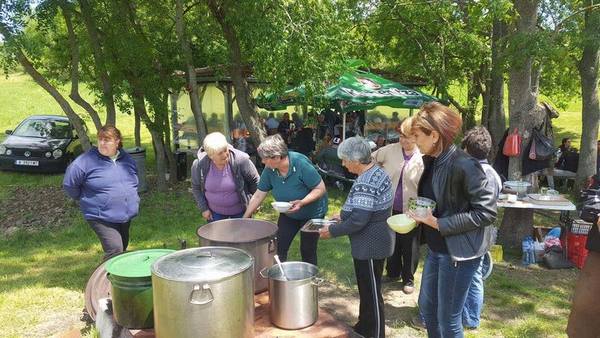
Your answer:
[0,73,586,337]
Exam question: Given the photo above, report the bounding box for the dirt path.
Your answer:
[320,282,425,337]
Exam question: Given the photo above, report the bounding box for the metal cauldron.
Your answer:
[151,247,254,338]
[260,261,323,329]
[197,219,277,293]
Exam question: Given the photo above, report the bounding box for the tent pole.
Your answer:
[409,108,413,116]
[223,84,232,143]
[342,112,346,141]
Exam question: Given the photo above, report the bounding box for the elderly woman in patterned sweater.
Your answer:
[319,136,394,338]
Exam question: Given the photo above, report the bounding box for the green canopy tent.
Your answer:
[257,69,438,139]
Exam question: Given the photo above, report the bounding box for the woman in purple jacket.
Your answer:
[63,125,139,260]
[191,132,260,221]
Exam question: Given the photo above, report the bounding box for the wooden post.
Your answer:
[216,82,233,143]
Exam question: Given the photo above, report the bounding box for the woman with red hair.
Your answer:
[408,103,497,338]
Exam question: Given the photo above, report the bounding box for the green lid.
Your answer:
[106,249,175,278]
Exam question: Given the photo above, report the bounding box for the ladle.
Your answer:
[274,254,289,281]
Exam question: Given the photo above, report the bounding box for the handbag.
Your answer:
[503,128,521,157]
[530,127,555,161]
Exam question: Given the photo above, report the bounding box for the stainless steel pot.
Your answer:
[151,247,254,338]
[197,219,277,293]
[260,261,323,329]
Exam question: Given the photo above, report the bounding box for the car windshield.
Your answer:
[12,119,72,139]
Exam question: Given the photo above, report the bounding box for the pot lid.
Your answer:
[152,247,253,282]
[105,249,175,278]
[84,260,111,321]
[196,219,277,243]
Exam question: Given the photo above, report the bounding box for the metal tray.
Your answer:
[301,219,338,232]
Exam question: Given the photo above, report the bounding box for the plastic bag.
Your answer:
[522,236,535,265]
[530,127,555,161]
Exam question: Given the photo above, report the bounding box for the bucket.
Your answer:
[260,262,323,329]
[125,147,147,192]
[105,249,174,328]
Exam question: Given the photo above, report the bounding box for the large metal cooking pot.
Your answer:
[260,261,323,329]
[151,247,254,338]
[197,219,277,293]
[105,249,175,329]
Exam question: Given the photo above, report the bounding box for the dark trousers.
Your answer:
[385,217,420,284]
[277,213,319,265]
[88,219,131,261]
[354,258,385,338]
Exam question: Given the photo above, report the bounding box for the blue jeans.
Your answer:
[418,249,481,338]
[462,258,484,328]
[211,211,244,221]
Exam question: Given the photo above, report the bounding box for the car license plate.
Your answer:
[15,160,39,166]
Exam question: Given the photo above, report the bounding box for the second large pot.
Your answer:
[261,261,323,329]
[197,219,277,293]
[152,247,254,338]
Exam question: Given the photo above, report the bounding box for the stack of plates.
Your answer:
[526,194,572,205]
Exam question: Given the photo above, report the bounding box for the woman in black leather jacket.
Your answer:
[408,102,497,338]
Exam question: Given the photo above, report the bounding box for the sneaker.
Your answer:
[402,281,415,294]
[382,276,400,284]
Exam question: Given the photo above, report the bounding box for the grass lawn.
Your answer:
[0,73,586,337]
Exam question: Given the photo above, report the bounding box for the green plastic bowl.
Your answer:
[387,214,417,234]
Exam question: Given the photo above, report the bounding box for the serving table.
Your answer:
[497,196,576,251]
[63,292,355,338]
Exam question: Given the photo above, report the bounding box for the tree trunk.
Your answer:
[486,19,507,162]
[78,0,117,126]
[134,108,141,147]
[159,93,178,185]
[62,6,103,132]
[175,0,208,144]
[575,1,600,191]
[131,89,168,191]
[13,49,92,151]
[499,0,540,251]
[206,0,266,147]
[507,0,540,181]
[464,66,486,132]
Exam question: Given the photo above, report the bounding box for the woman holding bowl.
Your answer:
[63,125,139,261]
[191,132,260,221]
[319,136,394,338]
[408,102,497,338]
[243,134,328,265]
[372,117,424,293]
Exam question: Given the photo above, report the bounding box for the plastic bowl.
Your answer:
[387,214,417,234]
[504,181,531,194]
[408,197,436,217]
[271,201,292,213]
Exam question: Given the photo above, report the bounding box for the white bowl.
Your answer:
[387,214,417,234]
[271,201,292,213]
